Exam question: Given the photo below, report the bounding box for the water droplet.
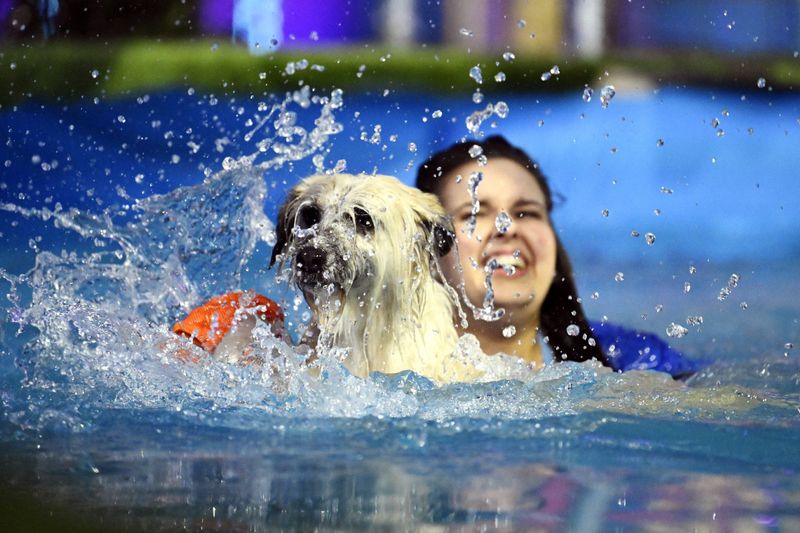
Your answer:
[502,325,516,338]
[502,51,516,62]
[258,72,267,80]
[134,174,144,184]
[517,19,526,28]
[711,117,720,128]
[614,272,624,282]
[666,323,688,338]
[684,282,692,293]
[644,232,656,245]
[537,120,544,127]
[407,142,417,153]
[600,85,616,108]
[591,291,600,300]
[550,65,560,75]
[472,90,484,104]
[494,101,509,118]
[495,211,512,234]
[784,342,794,350]
[718,287,731,301]
[653,209,661,216]
[656,138,665,147]
[117,115,126,124]
[630,230,640,237]
[660,187,673,194]
[601,208,609,217]
[9,62,16,70]
[540,71,552,82]
[728,273,740,288]
[91,69,99,79]
[716,129,725,137]
[582,85,593,102]
[309,31,319,41]
[222,156,237,170]
[432,109,443,119]
[566,324,580,336]
[459,27,474,37]
[689,265,697,274]
[468,145,483,158]
[740,301,748,310]
[494,72,506,83]
[655,304,663,313]
[469,65,483,84]
[686,315,704,326]
[757,77,766,88]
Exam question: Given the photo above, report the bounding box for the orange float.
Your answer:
[172,292,285,353]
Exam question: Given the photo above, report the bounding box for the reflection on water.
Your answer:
[2,411,799,531]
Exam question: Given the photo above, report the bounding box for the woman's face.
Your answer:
[438,157,557,321]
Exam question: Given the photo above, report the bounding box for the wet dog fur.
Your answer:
[270,173,478,382]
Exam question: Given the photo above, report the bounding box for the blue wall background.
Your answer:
[1,87,799,275]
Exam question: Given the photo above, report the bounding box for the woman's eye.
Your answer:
[517,210,542,220]
[354,207,374,233]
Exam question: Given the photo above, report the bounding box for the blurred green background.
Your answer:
[2,0,799,103]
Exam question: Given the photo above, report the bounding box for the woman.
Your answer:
[417,135,697,379]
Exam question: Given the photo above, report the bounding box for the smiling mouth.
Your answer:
[485,254,527,272]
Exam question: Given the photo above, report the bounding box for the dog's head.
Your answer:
[270,173,454,299]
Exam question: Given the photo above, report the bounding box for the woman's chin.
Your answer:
[487,290,538,310]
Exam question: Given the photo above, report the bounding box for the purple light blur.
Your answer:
[198,0,234,35]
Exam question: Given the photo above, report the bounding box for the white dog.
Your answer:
[270,173,482,383]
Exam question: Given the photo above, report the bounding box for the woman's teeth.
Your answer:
[491,254,525,269]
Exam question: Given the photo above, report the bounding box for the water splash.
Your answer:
[0,87,349,431]
[469,65,483,84]
[495,211,512,234]
[465,101,508,133]
[600,85,616,108]
[474,259,505,322]
[464,171,484,236]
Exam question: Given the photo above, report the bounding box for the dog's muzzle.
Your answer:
[295,246,327,284]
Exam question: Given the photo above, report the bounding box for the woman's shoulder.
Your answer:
[588,320,700,380]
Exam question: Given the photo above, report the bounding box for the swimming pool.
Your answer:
[1,86,799,530]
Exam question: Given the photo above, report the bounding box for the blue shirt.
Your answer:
[589,321,699,380]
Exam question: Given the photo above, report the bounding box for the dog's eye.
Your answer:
[354,207,374,234]
[296,205,321,229]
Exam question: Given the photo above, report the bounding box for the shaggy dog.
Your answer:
[270,173,480,383]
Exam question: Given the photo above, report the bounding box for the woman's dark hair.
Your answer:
[416,135,609,366]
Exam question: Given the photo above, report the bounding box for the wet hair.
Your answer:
[416,135,609,366]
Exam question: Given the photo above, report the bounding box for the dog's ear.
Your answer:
[269,188,300,268]
[432,220,455,257]
[411,187,456,258]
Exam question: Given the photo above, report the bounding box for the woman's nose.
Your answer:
[487,210,515,241]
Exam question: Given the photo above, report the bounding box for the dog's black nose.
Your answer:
[296,247,326,274]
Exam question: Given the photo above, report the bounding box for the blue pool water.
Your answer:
[1,85,799,530]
